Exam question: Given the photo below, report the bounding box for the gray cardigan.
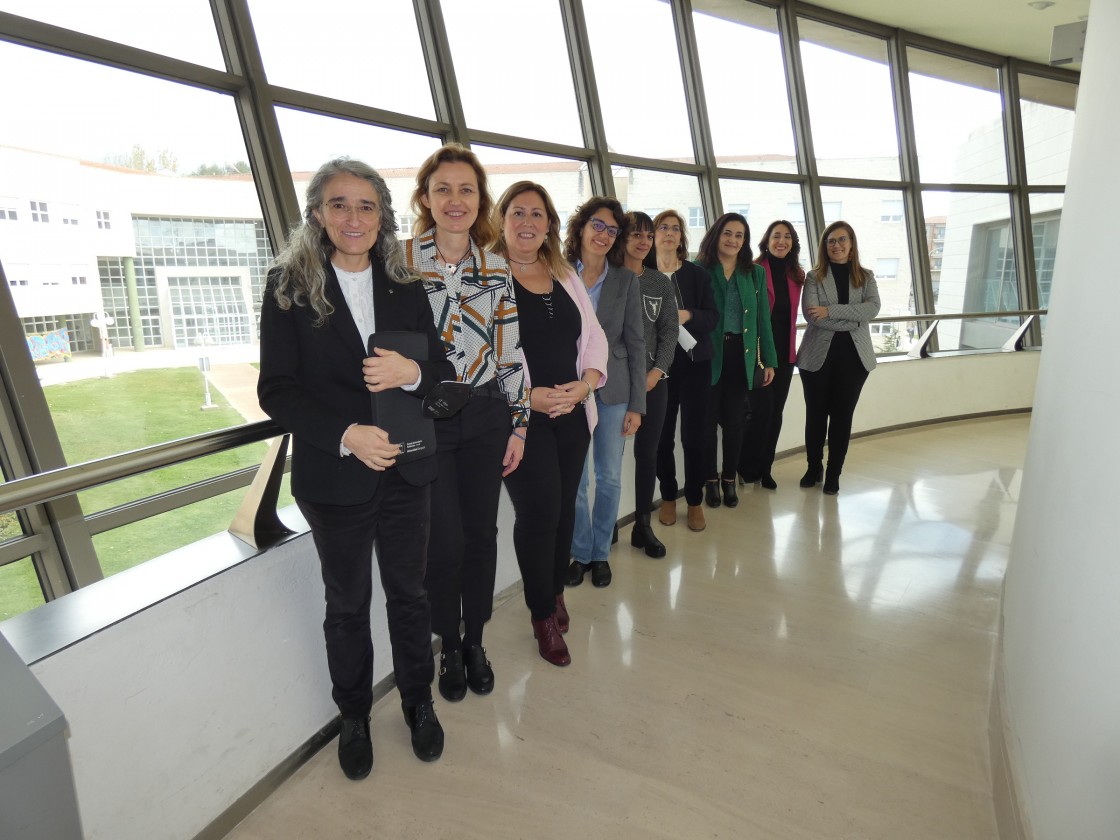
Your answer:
[589,263,647,413]
[795,266,881,373]
[637,268,678,376]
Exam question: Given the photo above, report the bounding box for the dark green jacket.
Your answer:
[701,261,778,389]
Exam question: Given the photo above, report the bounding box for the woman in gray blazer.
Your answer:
[563,197,646,588]
[796,221,881,495]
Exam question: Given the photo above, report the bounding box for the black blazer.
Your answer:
[258,257,454,505]
[672,260,719,363]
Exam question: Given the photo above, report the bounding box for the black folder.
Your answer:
[367,331,436,464]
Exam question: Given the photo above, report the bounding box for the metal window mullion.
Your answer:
[414,0,468,146]
[210,0,301,251]
[670,0,721,222]
[888,32,935,339]
[778,3,822,247]
[1002,60,1041,347]
[559,0,613,197]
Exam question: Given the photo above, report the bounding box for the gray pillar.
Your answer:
[123,256,143,352]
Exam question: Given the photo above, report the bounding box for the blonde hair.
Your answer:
[410,143,497,248]
[812,221,867,288]
[492,181,570,280]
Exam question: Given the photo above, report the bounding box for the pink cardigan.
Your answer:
[520,266,608,433]
[760,257,804,365]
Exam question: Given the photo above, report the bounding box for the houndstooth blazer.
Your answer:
[795,266,881,373]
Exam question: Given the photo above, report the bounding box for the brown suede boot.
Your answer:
[658,499,677,526]
[686,505,706,532]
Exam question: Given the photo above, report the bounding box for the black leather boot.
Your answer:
[721,479,738,508]
[704,480,722,508]
[799,462,823,488]
[823,463,841,495]
[630,513,666,558]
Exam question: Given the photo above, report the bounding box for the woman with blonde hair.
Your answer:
[796,221,881,495]
[407,144,529,700]
[493,181,607,666]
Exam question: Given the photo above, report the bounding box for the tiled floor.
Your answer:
[225,414,1028,840]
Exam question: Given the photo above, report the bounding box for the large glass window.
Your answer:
[472,146,592,239]
[1029,194,1062,310]
[0,0,224,68]
[441,0,582,146]
[0,557,44,621]
[584,0,695,162]
[720,179,807,266]
[1019,74,1077,186]
[924,190,1020,350]
[908,50,1006,185]
[798,20,900,179]
[248,0,434,119]
[693,1,796,163]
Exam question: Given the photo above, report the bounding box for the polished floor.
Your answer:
[225,415,1028,840]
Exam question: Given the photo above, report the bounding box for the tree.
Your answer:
[105,144,179,174]
[187,161,252,177]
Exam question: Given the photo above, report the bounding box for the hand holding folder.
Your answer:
[367,332,436,464]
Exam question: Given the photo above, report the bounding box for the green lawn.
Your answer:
[1,367,292,620]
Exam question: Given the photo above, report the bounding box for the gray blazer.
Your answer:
[590,263,647,413]
[796,267,881,373]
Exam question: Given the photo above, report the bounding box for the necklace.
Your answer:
[435,241,470,270]
[508,254,539,267]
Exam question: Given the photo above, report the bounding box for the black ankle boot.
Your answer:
[721,479,738,508]
[630,513,666,558]
[799,462,823,488]
[823,464,841,495]
[704,480,722,508]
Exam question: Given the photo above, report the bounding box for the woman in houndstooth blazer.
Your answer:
[795,221,880,495]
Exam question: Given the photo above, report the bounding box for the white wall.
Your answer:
[1000,3,1120,838]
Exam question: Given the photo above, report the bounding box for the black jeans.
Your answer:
[298,470,433,717]
[633,377,668,515]
[706,334,749,481]
[503,406,590,621]
[426,389,510,652]
[739,361,793,479]
[657,350,711,507]
[800,338,869,471]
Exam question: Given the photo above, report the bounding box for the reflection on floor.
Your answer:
[225,415,1027,840]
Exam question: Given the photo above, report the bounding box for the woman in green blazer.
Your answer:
[695,212,777,509]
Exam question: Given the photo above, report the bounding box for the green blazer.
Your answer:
[702,261,778,389]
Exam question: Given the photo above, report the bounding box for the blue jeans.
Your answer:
[572,399,629,564]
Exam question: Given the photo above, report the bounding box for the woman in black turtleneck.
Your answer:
[738,220,805,490]
[795,221,881,495]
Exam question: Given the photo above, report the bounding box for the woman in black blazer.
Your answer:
[648,210,719,533]
[258,158,454,780]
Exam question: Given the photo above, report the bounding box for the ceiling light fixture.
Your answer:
[1028,1,1056,9]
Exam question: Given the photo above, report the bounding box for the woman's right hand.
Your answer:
[342,424,399,471]
[530,383,584,418]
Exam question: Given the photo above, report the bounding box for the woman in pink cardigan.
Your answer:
[739,220,805,489]
[493,181,607,667]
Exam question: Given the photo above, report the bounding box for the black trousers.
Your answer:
[800,338,869,471]
[633,377,668,515]
[298,471,433,718]
[425,390,510,651]
[657,350,711,507]
[503,406,590,621]
[739,361,793,479]
[706,334,749,481]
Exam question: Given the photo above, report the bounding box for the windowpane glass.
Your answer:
[798,20,899,179]
[0,44,271,465]
[0,557,44,621]
[693,2,795,162]
[1029,193,1062,311]
[908,50,1006,185]
[818,187,914,348]
[248,0,434,119]
[924,190,1021,350]
[621,170,705,254]
[0,0,223,68]
[584,0,694,162]
[472,146,593,241]
[441,0,581,146]
[1019,75,1077,186]
[719,179,808,269]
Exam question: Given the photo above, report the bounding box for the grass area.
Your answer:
[1,367,293,619]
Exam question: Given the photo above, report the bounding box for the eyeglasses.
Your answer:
[826,235,850,247]
[657,224,683,234]
[324,201,379,220]
[588,218,620,238]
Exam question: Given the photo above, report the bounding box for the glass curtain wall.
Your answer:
[0,0,1078,614]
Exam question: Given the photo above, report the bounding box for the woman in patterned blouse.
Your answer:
[406,144,530,703]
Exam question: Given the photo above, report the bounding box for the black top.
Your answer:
[514,276,581,400]
[828,261,854,352]
[766,256,794,366]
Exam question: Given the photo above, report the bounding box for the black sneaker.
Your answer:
[337,715,372,780]
[438,648,467,702]
[402,701,444,762]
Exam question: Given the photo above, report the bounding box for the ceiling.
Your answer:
[803,0,1089,68]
